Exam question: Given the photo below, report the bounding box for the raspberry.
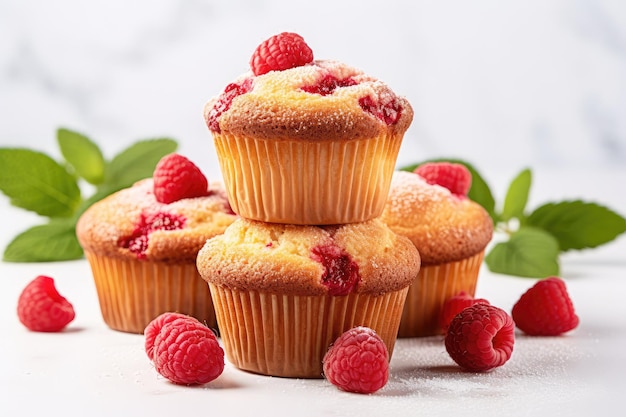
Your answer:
[512,277,579,336]
[439,291,490,334]
[301,74,357,96]
[153,153,209,204]
[250,32,314,76]
[310,244,360,296]
[445,304,515,372]
[323,326,389,394]
[415,162,472,196]
[144,312,189,359]
[17,275,75,332]
[206,78,253,133]
[358,95,403,125]
[146,312,224,385]
[119,210,186,259]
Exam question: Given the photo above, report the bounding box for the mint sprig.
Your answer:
[485,227,560,278]
[57,128,106,185]
[3,220,84,262]
[401,161,626,278]
[0,128,178,262]
[525,201,626,251]
[0,148,81,217]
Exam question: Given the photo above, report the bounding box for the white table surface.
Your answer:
[1,167,625,417]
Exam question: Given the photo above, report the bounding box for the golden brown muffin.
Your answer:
[204,59,413,225]
[380,170,494,337]
[76,178,238,334]
[196,217,420,378]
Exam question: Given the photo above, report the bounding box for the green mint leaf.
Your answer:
[464,162,497,222]
[526,200,626,251]
[399,163,419,172]
[399,158,497,221]
[485,227,560,278]
[104,138,177,189]
[0,148,81,217]
[500,168,532,221]
[2,221,83,262]
[57,127,105,185]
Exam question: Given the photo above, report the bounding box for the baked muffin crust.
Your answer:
[204,60,413,141]
[76,179,237,263]
[381,171,493,265]
[197,218,420,296]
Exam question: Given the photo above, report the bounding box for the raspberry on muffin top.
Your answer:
[76,154,238,263]
[204,32,413,141]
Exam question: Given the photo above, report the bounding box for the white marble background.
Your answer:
[1,0,625,183]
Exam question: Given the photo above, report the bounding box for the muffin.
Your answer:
[380,167,494,337]
[196,217,420,378]
[203,32,413,225]
[76,154,238,334]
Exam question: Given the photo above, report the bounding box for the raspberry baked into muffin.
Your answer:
[380,164,494,337]
[203,32,414,225]
[76,154,238,334]
[196,218,420,378]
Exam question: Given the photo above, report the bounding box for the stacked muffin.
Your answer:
[196,33,419,378]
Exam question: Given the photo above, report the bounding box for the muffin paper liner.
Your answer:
[213,133,403,225]
[398,251,485,338]
[209,284,409,378]
[85,252,217,334]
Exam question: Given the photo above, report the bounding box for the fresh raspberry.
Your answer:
[147,312,224,385]
[17,275,75,332]
[206,78,253,133]
[250,32,314,76]
[323,326,389,394]
[439,291,490,334]
[310,244,360,296]
[358,95,403,125]
[118,210,186,259]
[512,277,579,336]
[153,153,210,204]
[144,312,189,359]
[301,74,357,96]
[445,304,515,372]
[415,162,472,196]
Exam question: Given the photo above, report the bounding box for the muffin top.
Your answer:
[381,170,494,265]
[203,33,413,141]
[196,218,420,296]
[76,178,238,263]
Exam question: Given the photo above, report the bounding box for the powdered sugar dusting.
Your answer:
[387,171,451,217]
[359,335,593,415]
[381,170,494,263]
[76,178,237,261]
[206,57,413,141]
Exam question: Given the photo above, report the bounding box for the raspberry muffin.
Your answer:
[203,32,414,225]
[76,154,238,334]
[380,164,494,337]
[196,218,420,378]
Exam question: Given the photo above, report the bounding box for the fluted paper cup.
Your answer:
[398,251,486,338]
[213,133,403,225]
[84,251,217,334]
[209,284,409,378]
